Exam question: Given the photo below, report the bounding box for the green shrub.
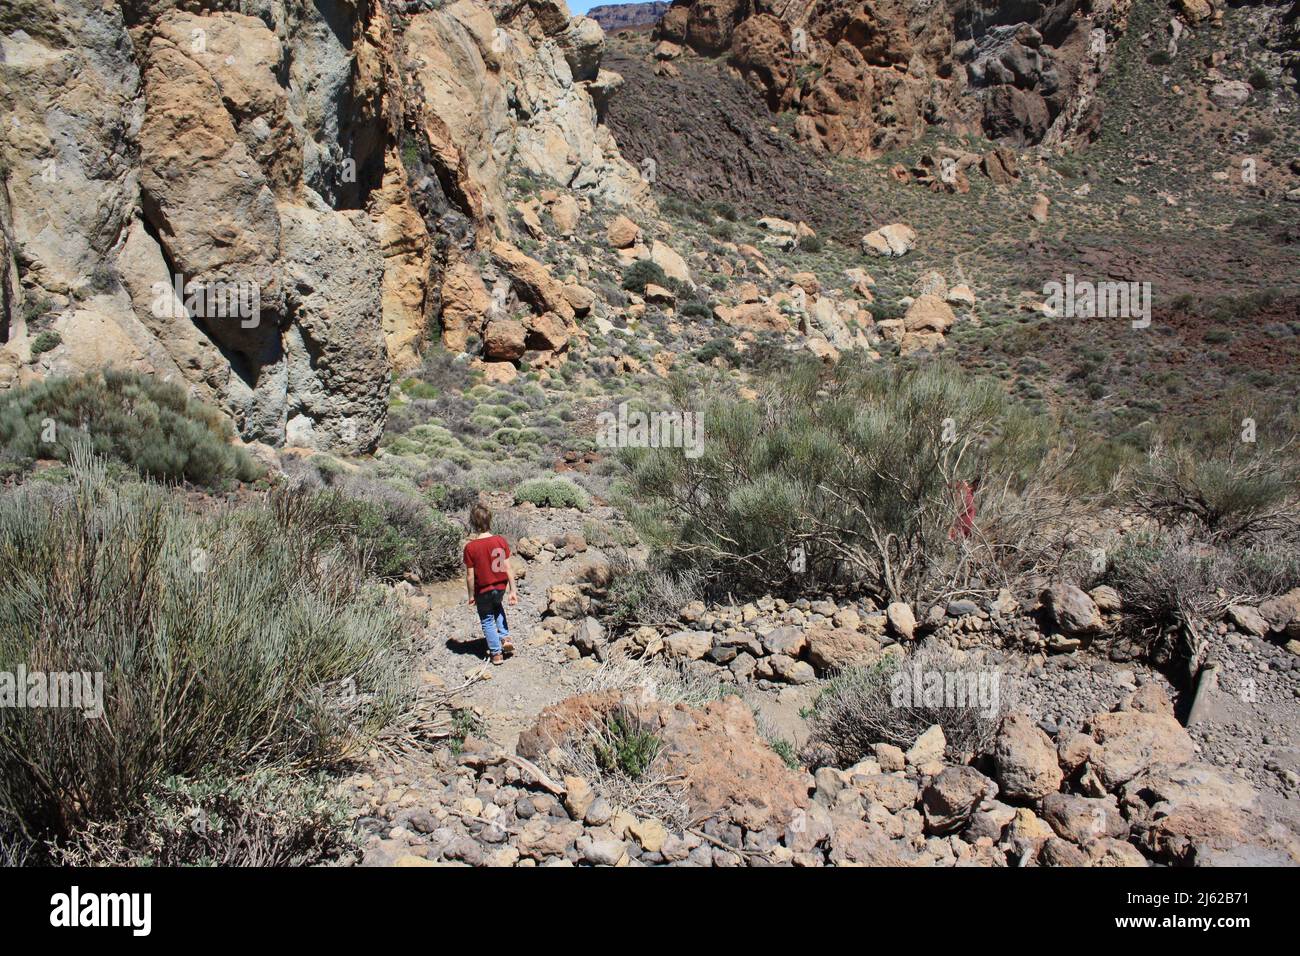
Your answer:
[618,358,1054,604]
[798,235,823,253]
[767,736,800,770]
[0,449,416,845]
[514,476,590,510]
[602,551,702,630]
[1103,528,1300,674]
[52,769,357,867]
[592,711,662,780]
[1132,414,1300,539]
[29,330,61,355]
[0,370,261,486]
[296,479,462,582]
[621,260,669,294]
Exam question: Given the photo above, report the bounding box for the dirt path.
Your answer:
[413,500,617,751]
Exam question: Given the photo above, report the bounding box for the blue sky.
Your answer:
[570,0,625,13]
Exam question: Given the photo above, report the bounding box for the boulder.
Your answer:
[524,312,570,352]
[760,625,807,657]
[713,302,790,332]
[1209,80,1251,109]
[440,261,492,352]
[560,16,604,83]
[756,216,798,236]
[993,713,1063,801]
[1041,584,1103,637]
[906,725,946,766]
[899,331,945,356]
[483,319,527,361]
[861,223,917,257]
[546,194,581,236]
[1258,588,1300,638]
[857,774,920,812]
[886,602,916,640]
[767,654,816,684]
[1177,0,1215,23]
[1226,604,1268,637]
[650,240,693,286]
[805,625,881,672]
[665,630,715,661]
[572,617,605,657]
[1086,710,1197,791]
[1040,792,1127,844]
[982,147,1020,184]
[1088,585,1122,613]
[922,766,992,834]
[492,242,575,321]
[945,284,976,308]
[1029,193,1050,224]
[903,295,956,334]
[873,743,906,772]
[606,214,642,249]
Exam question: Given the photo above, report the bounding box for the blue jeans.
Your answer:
[475,588,509,654]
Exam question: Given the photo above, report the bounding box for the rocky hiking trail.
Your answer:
[412,498,616,752]
[341,500,1300,867]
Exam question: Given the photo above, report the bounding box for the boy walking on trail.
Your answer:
[464,503,519,665]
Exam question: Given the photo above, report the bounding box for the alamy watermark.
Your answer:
[151,273,261,328]
[50,886,151,936]
[595,402,704,458]
[0,667,103,719]
[890,664,1001,719]
[1042,274,1151,328]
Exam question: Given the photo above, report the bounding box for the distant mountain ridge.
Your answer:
[588,2,668,31]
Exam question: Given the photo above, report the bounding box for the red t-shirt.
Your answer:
[463,535,511,593]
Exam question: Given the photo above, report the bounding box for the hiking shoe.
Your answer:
[501,639,515,657]
[490,652,505,666]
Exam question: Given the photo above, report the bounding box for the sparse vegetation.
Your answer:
[29,330,61,355]
[806,649,1004,767]
[0,449,417,851]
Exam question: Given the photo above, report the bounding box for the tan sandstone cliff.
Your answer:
[0,0,645,451]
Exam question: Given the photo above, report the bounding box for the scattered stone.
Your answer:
[861,223,917,257]
[994,713,1064,801]
[922,766,991,834]
[906,725,947,766]
[1041,584,1103,637]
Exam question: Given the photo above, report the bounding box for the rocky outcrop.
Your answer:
[657,0,1135,156]
[588,3,671,32]
[0,0,645,450]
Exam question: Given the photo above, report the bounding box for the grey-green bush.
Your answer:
[514,476,590,510]
[618,358,1053,604]
[0,449,416,843]
[806,649,1003,768]
[0,369,261,486]
[1132,413,1300,540]
[52,770,356,867]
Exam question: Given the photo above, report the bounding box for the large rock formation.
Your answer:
[0,0,644,451]
[656,0,1134,157]
[588,2,671,32]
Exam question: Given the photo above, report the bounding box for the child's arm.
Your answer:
[465,566,476,605]
[505,560,519,605]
